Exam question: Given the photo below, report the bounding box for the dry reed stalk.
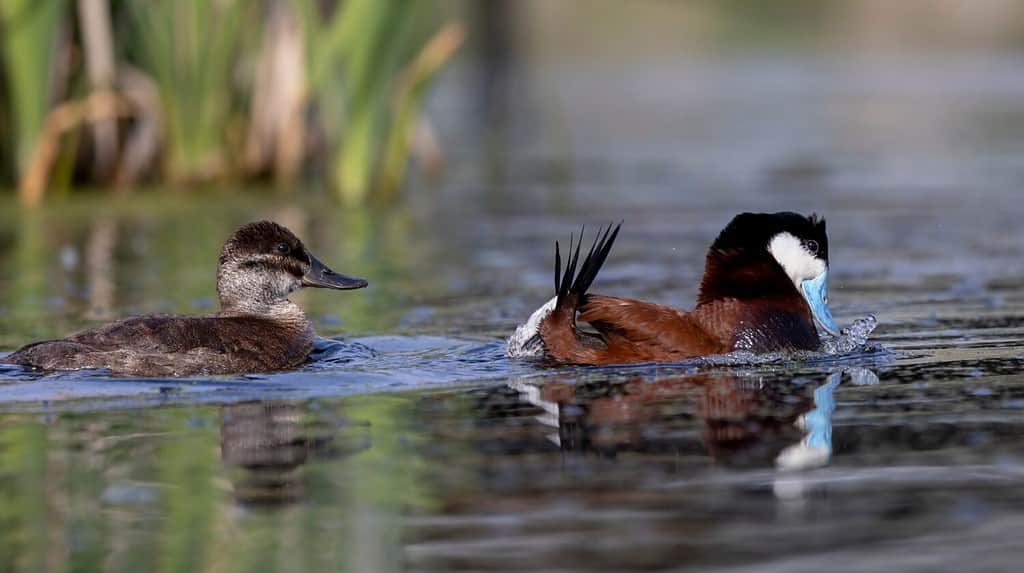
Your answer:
[18,90,136,206]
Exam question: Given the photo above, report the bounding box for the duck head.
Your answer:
[216,221,367,313]
[697,212,839,336]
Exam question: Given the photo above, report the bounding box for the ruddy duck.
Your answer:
[3,221,367,377]
[507,212,839,365]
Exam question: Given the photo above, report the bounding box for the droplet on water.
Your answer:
[846,367,880,386]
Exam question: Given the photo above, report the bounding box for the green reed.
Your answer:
[0,0,66,179]
[123,0,253,183]
[296,0,452,204]
[0,1,458,204]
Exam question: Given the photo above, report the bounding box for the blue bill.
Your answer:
[801,270,839,336]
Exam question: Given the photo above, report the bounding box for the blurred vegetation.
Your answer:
[123,0,254,183]
[298,0,461,203]
[0,0,463,205]
[0,0,66,182]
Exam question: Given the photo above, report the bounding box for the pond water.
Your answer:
[3,57,1024,571]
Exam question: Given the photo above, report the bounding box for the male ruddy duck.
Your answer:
[508,212,839,365]
[3,221,368,377]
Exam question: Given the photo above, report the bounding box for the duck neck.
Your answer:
[218,288,311,330]
[696,249,801,306]
[216,262,310,325]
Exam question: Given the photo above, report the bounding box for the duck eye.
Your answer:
[275,242,291,255]
[806,240,819,255]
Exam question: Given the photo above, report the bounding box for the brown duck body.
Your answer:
[540,294,819,366]
[4,310,315,377]
[509,213,833,366]
[3,221,367,377]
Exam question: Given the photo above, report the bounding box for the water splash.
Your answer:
[694,314,880,367]
[821,315,878,355]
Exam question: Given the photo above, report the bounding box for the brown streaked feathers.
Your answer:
[6,315,313,377]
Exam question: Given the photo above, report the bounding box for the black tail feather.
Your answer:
[554,222,622,305]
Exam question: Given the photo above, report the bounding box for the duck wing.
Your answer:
[72,315,312,362]
[68,315,257,353]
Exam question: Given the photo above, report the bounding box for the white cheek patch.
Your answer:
[768,232,826,288]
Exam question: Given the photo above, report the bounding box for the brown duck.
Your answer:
[3,221,367,377]
[507,212,839,365]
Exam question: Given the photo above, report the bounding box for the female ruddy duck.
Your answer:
[3,221,368,377]
[508,212,839,365]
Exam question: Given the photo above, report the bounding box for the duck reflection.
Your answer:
[774,372,840,471]
[219,401,363,506]
[510,369,875,469]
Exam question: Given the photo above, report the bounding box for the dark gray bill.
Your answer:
[301,254,368,290]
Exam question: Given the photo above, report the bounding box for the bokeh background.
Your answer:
[4,0,1024,202]
[4,3,1024,573]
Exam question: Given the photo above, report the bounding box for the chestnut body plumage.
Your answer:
[508,212,838,365]
[3,221,367,377]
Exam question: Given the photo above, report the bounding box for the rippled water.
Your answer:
[4,56,1024,571]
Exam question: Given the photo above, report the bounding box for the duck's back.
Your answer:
[4,314,315,377]
[573,295,726,362]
